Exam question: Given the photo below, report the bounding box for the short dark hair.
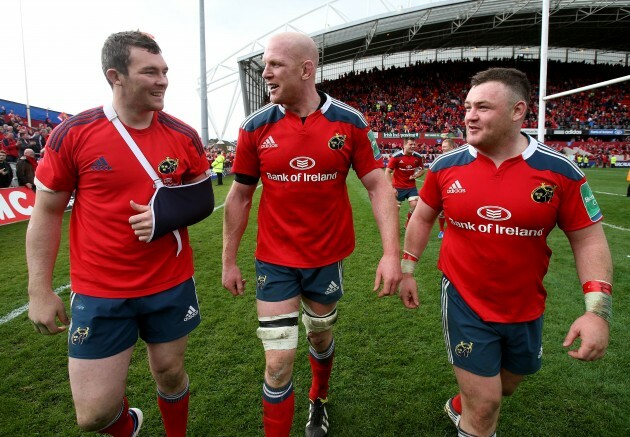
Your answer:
[101,31,161,87]
[470,68,531,105]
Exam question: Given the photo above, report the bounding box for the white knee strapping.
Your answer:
[302,302,338,334]
[256,312,299,351]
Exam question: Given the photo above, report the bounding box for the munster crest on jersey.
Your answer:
[531,183,557,203]
[158,157,179,175]
[328,133,347,150]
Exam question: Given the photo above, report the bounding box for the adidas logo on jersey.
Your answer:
[260,136,279,149]
[325,281,340,295]
[183,305,199,322]
[90,156,112,171]
[446,180,466,194]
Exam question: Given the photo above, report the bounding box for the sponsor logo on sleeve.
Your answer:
[580,182,602,221]
[367,130,382,159]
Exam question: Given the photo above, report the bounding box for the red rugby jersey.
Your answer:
[387,150,424,189]
[234,93,383,268]
[420,134,602,322]
[36,107,209,298]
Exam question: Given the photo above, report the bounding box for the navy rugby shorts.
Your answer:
[68,278,200,359]
[255,259,344,305]
[441,275,543,377]
[395,187,419,202]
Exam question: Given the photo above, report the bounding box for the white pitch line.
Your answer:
[602,222,629,232]
[593,191,626,197]
[0,284,71,325]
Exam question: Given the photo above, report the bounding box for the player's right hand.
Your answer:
[28,292,69,335]
[222,264,246,296]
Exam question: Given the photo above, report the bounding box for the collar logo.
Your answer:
[328,133,346,150]
[531,183,557,203]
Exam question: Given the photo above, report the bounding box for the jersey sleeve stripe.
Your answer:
[329,98,369,127]
[429,146,472,171]
[240,104,283,132]
[240,102,274,128]
[528,142,585,180]
[46,107,105,153]
[157,112,205,156]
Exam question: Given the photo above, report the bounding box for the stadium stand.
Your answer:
[316,59,629,162]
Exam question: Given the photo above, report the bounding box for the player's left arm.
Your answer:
[562,222,613,361]
[129,144,213,242]
[360,168,402,297]
[128,170,212,241]
[411,167,426,179]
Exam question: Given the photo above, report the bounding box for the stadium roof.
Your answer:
[236,0,630,115]
[313,0,630,65]
[241,0,630,66]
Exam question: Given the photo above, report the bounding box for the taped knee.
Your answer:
[301,302,338,335]
[256,312,299,351]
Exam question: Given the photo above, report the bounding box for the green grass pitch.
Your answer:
[0,167,628,436]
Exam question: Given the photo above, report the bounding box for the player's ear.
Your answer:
[105,68,123,87]
[512,100,527,122]
[301,60,315,80]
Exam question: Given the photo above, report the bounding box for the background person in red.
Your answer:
[399,68,612,437]
[26,31,210,437]
[385,138,426,228]
[2,131,19,163]
[222,32,401,437]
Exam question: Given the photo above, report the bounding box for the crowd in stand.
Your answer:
[1,106,55,188]
[319,59,629,158]
[1,106,53,160]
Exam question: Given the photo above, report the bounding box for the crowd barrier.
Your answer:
[0,187,36,226]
